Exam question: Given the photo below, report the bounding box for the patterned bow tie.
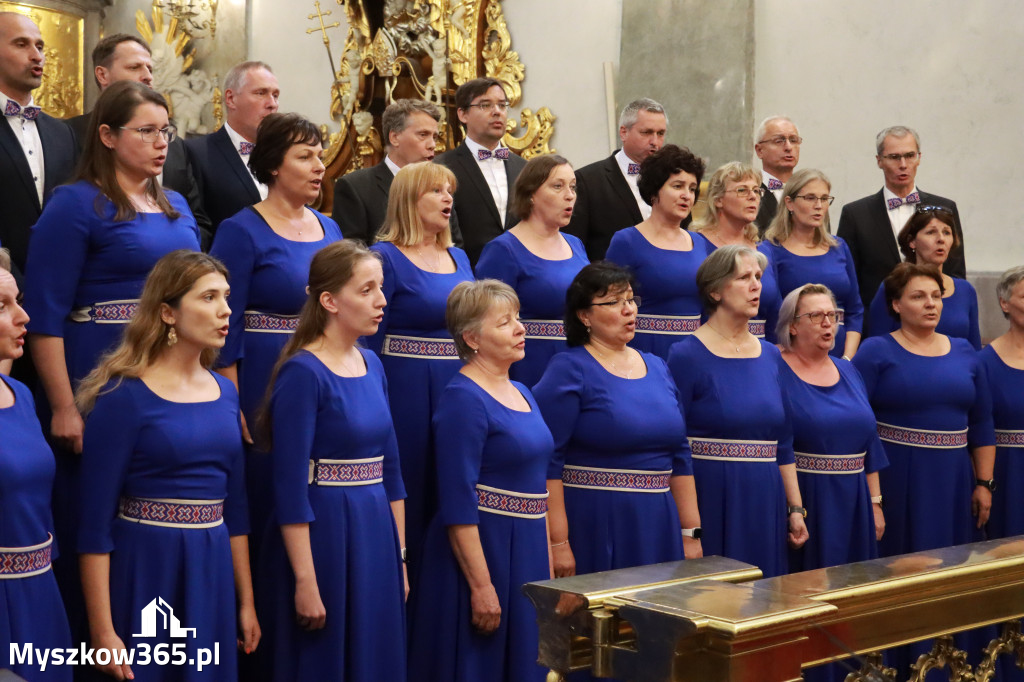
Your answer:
[477,147,510,161]
[626,163,641,176]
[239,140,255,155]
[766,178,784,191]
[886,191,920,210]
[4,99,41,121]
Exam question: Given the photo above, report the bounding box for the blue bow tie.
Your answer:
[239,140,255,155]
[626,163,641,176]
[766,178,784,191]
[477,147,510,161]
[4,99,40,121]
[887,191,920,210]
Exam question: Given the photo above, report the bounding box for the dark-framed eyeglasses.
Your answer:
[589,296,641,310]
[795,310,844,325]
[120,125,177,144]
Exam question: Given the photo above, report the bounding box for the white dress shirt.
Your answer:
[464,136,509,226]
[883,185,919,242]
[762,170,784,204]
[384,154,402,176]
[615,148,652,221]
[224,122,268,201]
[0,91,45,206]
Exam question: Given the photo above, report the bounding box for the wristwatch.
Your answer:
[870,495,884,507]
[787,506,807,518]
[975,478,997,492]
[401,547,408,564]
[681,527,702,539]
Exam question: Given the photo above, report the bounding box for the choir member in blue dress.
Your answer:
[691,162,782,342]
[604,145,707,359]
[867,205,980,348]
[259,240,407,682]
[760,169,864,359]
[363,161,474,587]
[475,154,588,385]
[534,262,703,581]
[76,251,259,681]
[409,280,551,682]
[0,256,72,682]
[775,284,887,573]
[668,245,808,578]
[23,81,200,642]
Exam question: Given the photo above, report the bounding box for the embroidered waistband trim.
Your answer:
[309,456,384,486]
[0,534,53,579]
[634,314,700,335]
[476,484,548,518]
[521,319,565,340]
[382,334,459,359]
[118,496,224,528]
[70,299,140,324]
[689,437,778,462]
[244,310,299,333]
[794,451,866,474]
[562,465,671,493]
[876,422,968,449]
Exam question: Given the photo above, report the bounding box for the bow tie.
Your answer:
[766,178,784,191]
[477,147,510,161]
[626,163,641,176]
[239,140,255,155]
[4,99,40,121]
[887,191,920,210]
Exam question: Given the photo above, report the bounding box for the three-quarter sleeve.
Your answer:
[604,230,636,270]
[209,214,257,366]
[370,351,407,502]
[867,284,894,338]
[363,244,396,354]
[433,383,489,526]
[965,344,996,449]
[532,353,583,479]
[964,281,982,350]
[851,340,884,400]
[651,357,693,476]
[220,378,249,536]
[474,238,520,285]
[837,238,864,335]
[269,359,322,525]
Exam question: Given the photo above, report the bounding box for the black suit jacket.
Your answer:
[755,182,779,238]
[436,143,525,265]
[564,152,643,262]
[837,189,966,323]
[0,112,78,275]
[185,127,261,235]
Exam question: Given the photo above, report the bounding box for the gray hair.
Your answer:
[696,245,768,314]
[764,168,837,248]
[0,247,10,272]
[996,265,1024,319]
[754,115,796,145]
[446,279,520,361]
[875,126,920,155]
[223,61,274,95]
[382,99,440,148]
[776,283,837,351]
[618,97,668,130]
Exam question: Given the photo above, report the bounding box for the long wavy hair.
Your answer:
[76,250,227,412]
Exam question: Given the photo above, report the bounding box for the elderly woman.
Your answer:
[868,205,980,348]
[259,241,406,681]
[692,162,782,342]
[0,252,72,681]
[668,245,807,578]
[603,145,706,359]
[776,284,887,572]
[760,169,863,359]
[980,265,1024,540]
[409,280,552,682]
[475,154,588,385]
[533,262,701,580]
[363,161,474,585]
[76,251,258,680]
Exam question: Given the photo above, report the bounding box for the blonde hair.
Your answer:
[764,168,837,248]
[446,279,520,361]
[76,250,227,412]
[376,161,456,247]
[692,161,761,243]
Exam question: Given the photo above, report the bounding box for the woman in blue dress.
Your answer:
[76,251,258,681]
[691,162,782,342]
[475,154,588,384]
[0,258,72,682]
[867,205,980,348]
[534,262,702,580]
[259,241,407,681]
[409,280,552,682]
[775,284,887,573]
[363,161,474,585]
[604,145,706,360]
[759,169,864,359]
[23,81,200,640]
[668,245,808,579]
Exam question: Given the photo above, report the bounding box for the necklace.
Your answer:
[588,343,635,378]
[416,243,442,272]
[705,322,746,353]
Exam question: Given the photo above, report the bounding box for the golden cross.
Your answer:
[306,1,340,45]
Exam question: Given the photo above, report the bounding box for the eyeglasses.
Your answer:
[466,100,510,112]
[795,310,844,325]
[758,135,802,146]
[120,125,177,143]
[725,187,764,198]
[794,194,835,205]
[589,296,641,310]
[880,151,920,163]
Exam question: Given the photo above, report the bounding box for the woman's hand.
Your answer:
[973,485,992,528]
[294,577,326,631]
[683,536,703,560]
[402,562,410,602]
[239,411,253,445]
[551,541,576,578]
[91,631,133,680]
[787,513,809,549]
[51,404,84,454]
[470,583,501,634]
[873,503,886,541]
[237,603,261,654]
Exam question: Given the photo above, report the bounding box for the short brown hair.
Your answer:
[454,77,505,111]
[382,99,440,148]
[248,112,322,186]
[897,206,959,263]
[447,279,520,361]
[510,154,571,220]
[91,33,150,86]
[883,262,944,320]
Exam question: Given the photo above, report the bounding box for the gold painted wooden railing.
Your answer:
[523,537,1024,681]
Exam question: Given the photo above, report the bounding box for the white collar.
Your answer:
[223,122,252,153]
[464,135,505,159]
[384,155,402,176]
[0,90,36,113]
[883,185,918,206]
[614,148,642,175]
[761,170,783,187]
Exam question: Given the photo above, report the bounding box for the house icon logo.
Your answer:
[133,597,197,638]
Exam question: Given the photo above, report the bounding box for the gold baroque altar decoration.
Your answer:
[309,0,556,213]
[0,2,82,118]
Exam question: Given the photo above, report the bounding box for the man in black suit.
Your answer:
[565,97,668,261]
[186,60,279,234]
[0,11,78,278]
[753,115,801,236]
[66,34,212,246]
[436,77,525,265]
[837,125,966,324]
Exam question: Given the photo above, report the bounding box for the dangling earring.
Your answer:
[167,326,178,346]
[585,324,591,335]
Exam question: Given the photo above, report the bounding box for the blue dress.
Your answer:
[758,238,863,357]
[261,350,406,682]
[867,279,981,349]
[777,358,887,572]
[695,232,781,343]
[408,374,552,682]
[852,336,994,556]
[979,346,1024,539]
[533,346,690,573]
[0,377,71,682]
[606,227,705,360]
[363,241,474,583]
[475,230,588,385]
[668,337,793,578]
[78,374,248,681]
